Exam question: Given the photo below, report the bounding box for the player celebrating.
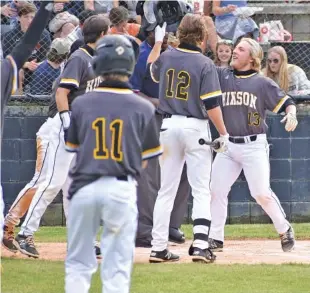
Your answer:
[148,14,229,263]
[208,38,297,253]
[1,0,66,247]
[10,15,109,258]
[64,35,162,293]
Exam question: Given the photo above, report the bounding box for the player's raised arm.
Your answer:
[147,22,167,64]
[9,1,68,71]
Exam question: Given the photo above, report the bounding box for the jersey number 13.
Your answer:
[92,118,123,161]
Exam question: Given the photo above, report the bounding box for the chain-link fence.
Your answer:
[1,0,310,103]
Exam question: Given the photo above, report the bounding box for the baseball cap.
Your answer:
[50,38,71,55]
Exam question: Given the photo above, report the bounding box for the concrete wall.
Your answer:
[2,102,310,225]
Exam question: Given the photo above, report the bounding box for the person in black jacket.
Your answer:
[1,2,52,90]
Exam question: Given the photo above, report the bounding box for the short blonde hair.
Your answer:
[239,38,264,71]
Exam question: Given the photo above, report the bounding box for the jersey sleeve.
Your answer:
[141,115,163,160]
[200,62,222,110]
[1,57,18,112]
[264,78,290,114]
[59,56,85,90]
[65,102,80,153]
[149,56,161,84]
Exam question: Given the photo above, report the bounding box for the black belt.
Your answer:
[116,175,128,181]
[229,135,257,144]
[163,113,194,118]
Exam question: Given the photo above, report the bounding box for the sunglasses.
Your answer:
[218,40,233,45]
[268,58,280,64]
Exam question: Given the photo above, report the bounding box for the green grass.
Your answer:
[2,259,310,293]
[2,224,310,293]
[18,223,310,243]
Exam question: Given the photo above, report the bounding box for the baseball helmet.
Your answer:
[92,35,136,77]
[137,0,193,32]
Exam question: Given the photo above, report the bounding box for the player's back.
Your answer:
[68,87,159,181]
[156,47,215,119]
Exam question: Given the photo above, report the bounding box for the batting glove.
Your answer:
[59,110,71,142]
[155,22,167,43]
[280,113,298,132]
[213,134,229,153]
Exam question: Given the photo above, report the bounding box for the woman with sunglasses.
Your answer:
[263,46,310,94]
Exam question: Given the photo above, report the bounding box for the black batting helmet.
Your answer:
[137,0,193,33]
[92,35,136,77]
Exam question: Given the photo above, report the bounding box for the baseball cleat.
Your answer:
[208,238,224,252]
[280,227,295,252]
[2,225,18,253]
[189,245,216,263]
[14,235,39,258]
[149,249,180,263]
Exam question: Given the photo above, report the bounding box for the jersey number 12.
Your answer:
[166,69,190,100]
[92,118,123,161]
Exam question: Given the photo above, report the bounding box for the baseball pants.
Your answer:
[65,176,137,293]
[152,115,213,251]
[209,134,290,242]
[136,114,190,242]
[18,113,74,237]
[5,119,71,233]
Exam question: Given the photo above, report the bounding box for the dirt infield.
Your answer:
[2,240,310,264]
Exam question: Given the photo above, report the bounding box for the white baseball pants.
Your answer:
[18,113,74,237]
[152,115,213,251]
[65,176,137,293]
[209,134,290,242]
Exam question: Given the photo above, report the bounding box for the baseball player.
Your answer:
[2,37,71,254]
[130,23,190,247]
[65,34,162,293]
[1,0,64,248]
[208,38,297,253]
[148,14,229,263]
[11,15,110,258]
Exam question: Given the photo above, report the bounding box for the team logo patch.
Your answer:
[116,46,125,55]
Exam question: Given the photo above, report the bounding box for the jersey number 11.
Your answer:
[92,118,123,161]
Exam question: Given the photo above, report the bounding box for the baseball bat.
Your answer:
[198,138,221,150]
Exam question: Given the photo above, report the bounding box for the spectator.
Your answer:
[212,0,258,43]
[1,2,51,88]
[27,38,71,95]
[109,6,141,44]
[262,46,310,94]
[49,11,80,38]
[130,25,168,94]
[0,1,17,34]
[63,9,99,53]
[2,2,51,61]
[84,0,118,14]
[214,39,233,67]
[119,0,140,23]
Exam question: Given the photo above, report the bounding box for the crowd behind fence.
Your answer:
[1,0,310,105]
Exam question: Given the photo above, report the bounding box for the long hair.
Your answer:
[214,39,233,66]
[177,14,207,46]
[263,46,289,92]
